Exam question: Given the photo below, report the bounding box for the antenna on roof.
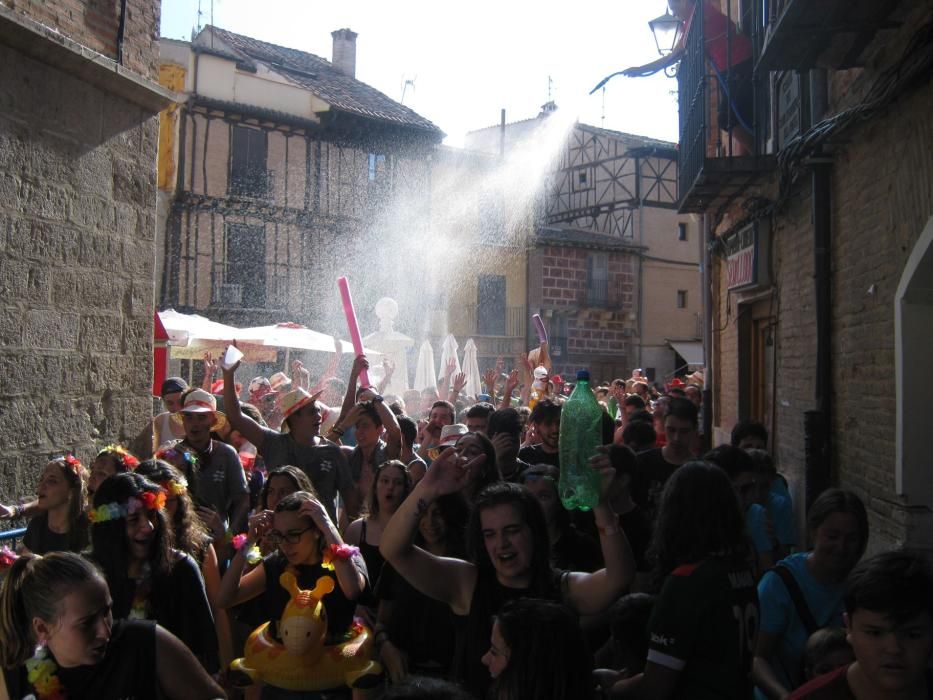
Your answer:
[601,87,606,127]
[196,0,203,33]
[401,75,417,105]
[548,75,554,102]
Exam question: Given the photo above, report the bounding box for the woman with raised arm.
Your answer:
[380,446,634,696]
[0,551,224,699]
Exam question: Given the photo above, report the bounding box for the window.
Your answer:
[477,275,506,335]
[677,289,688,308]
[572,167,594,192]
[220,223,266,307]
[678,222,688,241]
[587,253,609,306]
[368,153,386,181]
[230,126,269,198]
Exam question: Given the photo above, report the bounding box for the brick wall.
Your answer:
[1,0,160,79]
[540,245,636,379]
[709,4,933,551]
[0,34,159,498]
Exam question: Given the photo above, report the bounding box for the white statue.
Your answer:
[363,297,414,396]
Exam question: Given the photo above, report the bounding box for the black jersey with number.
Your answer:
[647,557,759,700]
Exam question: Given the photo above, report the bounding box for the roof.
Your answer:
[535,226,645,252]
[197,26,443,137]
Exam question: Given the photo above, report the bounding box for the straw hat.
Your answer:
[270,372,292,392]
[438,423,469,448]
[171,388,228,432]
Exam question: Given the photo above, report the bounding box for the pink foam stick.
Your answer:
[532,314,548,344]
[337,276,370,387]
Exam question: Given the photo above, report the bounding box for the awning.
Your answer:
[668,340,705,367]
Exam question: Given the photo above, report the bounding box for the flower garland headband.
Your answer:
[54,454,85,479]
[88,490,166,524]
[96,444,140,471]
[158,476,188,496]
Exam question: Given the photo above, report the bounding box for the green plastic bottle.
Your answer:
[558,370,603,511]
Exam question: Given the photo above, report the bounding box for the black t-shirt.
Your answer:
[552,524,603,572]
[456,566,568,697]
[260,552,366,642]
[4,620,157,699]
[375,562,461,675]
[647,557,759,700]
[110,552,218,673]
[634,448,681,522]
[518,444,560,469]
[22,513,88,554]
[619,505,653,571]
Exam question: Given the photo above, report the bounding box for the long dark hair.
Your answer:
[365,460,412,519]
[492,598,592,700]
[260,466,313,511]
[135,459,209,563]
[455,432,501,502]
[43,457,89,552]
[0,552,104,667]
[467,483,554,596]
[90,472,175,616]
[649,461,749,580]
[414,493,469,557]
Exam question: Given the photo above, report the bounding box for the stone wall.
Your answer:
[0,3,161,500]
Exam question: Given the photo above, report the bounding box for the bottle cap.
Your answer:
[576,370,590,381]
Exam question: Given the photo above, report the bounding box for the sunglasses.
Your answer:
[266,526,314,545]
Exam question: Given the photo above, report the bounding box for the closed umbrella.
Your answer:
[414,340,437,392]
[462,339,482,399]
[438,334,461,380]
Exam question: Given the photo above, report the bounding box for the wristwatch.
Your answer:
[372,394,384,403]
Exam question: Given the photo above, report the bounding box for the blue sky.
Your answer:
[160,0,680,147]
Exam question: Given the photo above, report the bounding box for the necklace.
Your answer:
[25,645,65,700]
[128,563,151,620]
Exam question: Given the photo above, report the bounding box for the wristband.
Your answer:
[332,426,345,437]
[372,394,384,404]
[322,543,359,570]
[232,533,262,565]
[13,505,24,519]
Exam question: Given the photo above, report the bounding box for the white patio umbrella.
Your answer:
[437,334,461,380]
[414,340,437,392]
[462,338,482,399]
[158,309,278,362]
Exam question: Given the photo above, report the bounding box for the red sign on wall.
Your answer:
[724,221,768,291]
[727,245,756,288]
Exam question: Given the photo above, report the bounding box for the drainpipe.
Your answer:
[804,71,832,512]
[701,213,713,450]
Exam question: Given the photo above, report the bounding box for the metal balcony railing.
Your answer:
[464,305,526,338]
[677,2,772,214]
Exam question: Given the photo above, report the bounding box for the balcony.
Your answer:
[677,2,773,214]
[462,305,527,357]
[757,0,902,72]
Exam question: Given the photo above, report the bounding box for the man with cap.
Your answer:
[220,355,358,523]
[152,376,189,453]
[175,387,250,535]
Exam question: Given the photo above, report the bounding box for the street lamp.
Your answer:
[648,8,684,76]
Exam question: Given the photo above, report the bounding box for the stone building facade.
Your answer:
[676,0,933,550]
[0,1,169,499]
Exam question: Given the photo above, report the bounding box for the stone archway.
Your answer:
[896,216,933,518]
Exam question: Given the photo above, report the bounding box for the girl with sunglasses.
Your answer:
[217,489,368,698]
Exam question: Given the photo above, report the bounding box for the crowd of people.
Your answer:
[0,343,930,700]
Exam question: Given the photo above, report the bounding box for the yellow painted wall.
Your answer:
[157,64,186,190]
